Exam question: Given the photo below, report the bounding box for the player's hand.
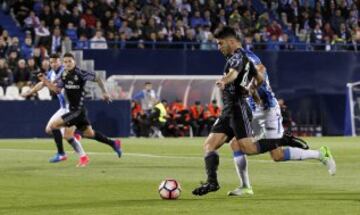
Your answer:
[103,92,112,103]
[216,80,225,90]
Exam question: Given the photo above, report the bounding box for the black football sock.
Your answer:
[205,151,219,184]
[93,131,114,146]
[52,129,64,155]
[256,139,282,153]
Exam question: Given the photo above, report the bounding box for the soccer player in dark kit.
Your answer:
[192,27,309,196]
[38,52,122,159]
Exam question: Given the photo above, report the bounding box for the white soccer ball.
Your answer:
[158,179,181,200]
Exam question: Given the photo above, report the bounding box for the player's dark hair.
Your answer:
[63,52,75,59]
[145,82,152,85]
[214,27,240,41]
[49,53,60,59]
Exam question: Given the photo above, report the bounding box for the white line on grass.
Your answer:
[0,148,320,165]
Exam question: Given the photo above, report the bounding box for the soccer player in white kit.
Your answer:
[22,54,89,167]
[227,49,336,196]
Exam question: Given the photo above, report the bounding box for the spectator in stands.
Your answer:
[21,37,34,59]
[323,22,335,40]
[76,19,90,39]
[190,101,205,136]
[337,23,351,42]
[0,37,8,58]
[12,0,32,26]
[267,20,283,40]
[76,34,90,49]
[311,23,324,50]
[279,33,295,50]
[90,30,108,49]
[184,29,198,50]
[8,37,20,55]
[34,20,51,46]
[7,50,19,72]
[65,22,78,43]
[55,3,71,29]
[349,33,359,51]
[82,8,97,28]
[40,58,50,74]
[13,59,30,89]
[50,27,62,54]
[0,58,12,92]
[39,4,53,28]
[267,35,280,51]
[32,47,44,68]
[24,11,40,33]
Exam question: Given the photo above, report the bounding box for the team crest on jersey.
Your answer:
[74,75,78,81]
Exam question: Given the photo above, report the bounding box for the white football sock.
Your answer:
[233,152,251,188]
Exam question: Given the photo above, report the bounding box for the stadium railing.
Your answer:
[70,40,360,51]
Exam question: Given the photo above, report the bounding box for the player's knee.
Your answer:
[63,133,72,140]
[271,153,285,162]
[45,127,52,135]
[83,129,95,138]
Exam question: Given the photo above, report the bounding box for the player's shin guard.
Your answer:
[256,139,280,153]
[93,131,114,146]
[52,129,65,155]
[205,151,219,184]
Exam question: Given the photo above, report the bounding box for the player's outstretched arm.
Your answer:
[37,73,61,94]
[21,81,45,98]
[95,74,112,103]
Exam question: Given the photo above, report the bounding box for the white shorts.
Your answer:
[251,104,284,140]
[46,108,69,135]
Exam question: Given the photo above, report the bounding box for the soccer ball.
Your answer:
[158,179,181,200]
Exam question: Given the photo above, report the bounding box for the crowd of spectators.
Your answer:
[0,29,49,94]
[4,0,360,51]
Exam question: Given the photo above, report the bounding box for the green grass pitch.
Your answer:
[0,137,359,215]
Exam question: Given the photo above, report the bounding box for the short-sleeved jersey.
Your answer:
[56,66,96,111]
[241,48,277,111]
[221,48,255,116]
[46,65,67,109]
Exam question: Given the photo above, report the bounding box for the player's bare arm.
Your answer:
[38,73,62,94]
[95,73,112,103]
[21,81,45,97]
[216,68,239,90]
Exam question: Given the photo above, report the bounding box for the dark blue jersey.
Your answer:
[221,48,255,116]
[56,67,96,111]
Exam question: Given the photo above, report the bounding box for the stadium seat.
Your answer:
[5,85,23,100]
[21,86,30,95]
[0,87,4,100]
[38,87,52,100]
